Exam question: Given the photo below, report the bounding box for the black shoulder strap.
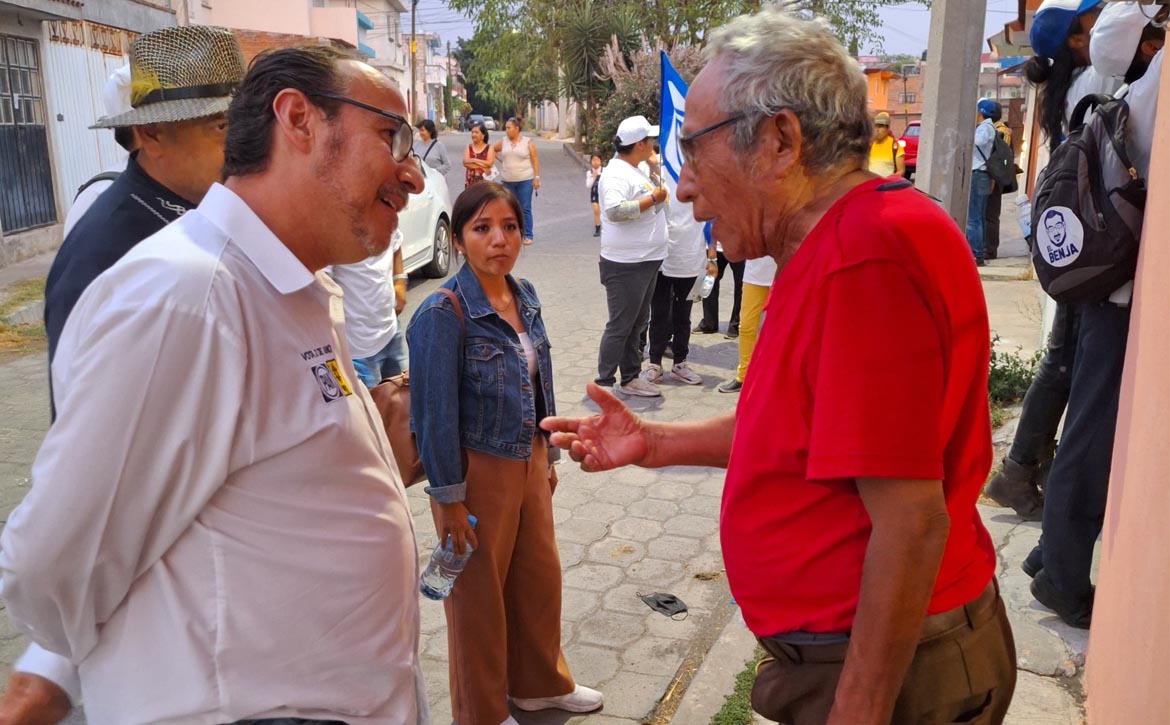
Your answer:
[1069,93,1114,134]
[75,171,121,200]
[423,139,438,161]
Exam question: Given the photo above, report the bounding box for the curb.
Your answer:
[979,260,1034,282]
[670,607,759,725]
[4,299,43,327]
[562,143,590,172]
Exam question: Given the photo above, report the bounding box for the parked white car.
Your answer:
[399,153,453,278]
[483,117,497,131]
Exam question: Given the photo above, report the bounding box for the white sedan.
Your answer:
[399,153,453,278]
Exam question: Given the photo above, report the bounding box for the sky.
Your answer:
[410,0,1024,58]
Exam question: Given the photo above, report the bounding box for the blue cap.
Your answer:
[1030,0,1101,59]
[977,98,998,119]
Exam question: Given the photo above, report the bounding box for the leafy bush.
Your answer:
[591,39,705,158]
[988,335,1041,407]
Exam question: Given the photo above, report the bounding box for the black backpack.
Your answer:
[1030,94,1146,303]
[74,171,121,199]
[976,124,1016,188]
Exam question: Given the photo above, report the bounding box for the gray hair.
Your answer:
[705,5,872,173]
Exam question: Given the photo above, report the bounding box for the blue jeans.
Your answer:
[352,328,407,387]
[503,178,534,240]
[965,170,990,260]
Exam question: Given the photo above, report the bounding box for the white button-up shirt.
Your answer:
[0,184,426,725]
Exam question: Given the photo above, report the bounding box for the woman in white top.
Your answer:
[492,117,540,245]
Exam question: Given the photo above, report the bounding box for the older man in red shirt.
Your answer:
[543,8,1016,724]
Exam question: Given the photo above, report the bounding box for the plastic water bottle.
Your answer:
[1015,196,1032,240]
[699,274,716,299]
[419,515,478,600]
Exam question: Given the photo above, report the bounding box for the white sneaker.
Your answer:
[641,363,664,383]
[669,361,702,385]
[513,684,604,713]
[616,378,662,397]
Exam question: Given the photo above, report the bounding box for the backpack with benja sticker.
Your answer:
[1030,93,1146,303]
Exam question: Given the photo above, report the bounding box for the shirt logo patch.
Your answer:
[312,359,354,402]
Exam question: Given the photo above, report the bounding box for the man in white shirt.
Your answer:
[0,45,428,725]
[328,229,409,386]
[595,115,669,397]
[965,98,998,266]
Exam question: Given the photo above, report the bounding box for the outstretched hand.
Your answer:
[540,383,650,472]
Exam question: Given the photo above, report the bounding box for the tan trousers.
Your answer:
[432,436,574,724]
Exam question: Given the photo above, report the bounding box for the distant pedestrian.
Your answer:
[867,111,904,177]
[595,115,668,398]
[693,240,743,337]
[586,152,603,237]
[545,8,1016,723]
[463,120,496,188]
[407,182,603,724]
[414,118,453,175]
[983,102,1012,261]
[493,117,540,245]
[965,98,998,266]
[643,198,712,388]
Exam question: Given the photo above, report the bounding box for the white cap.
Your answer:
[99,65,133,124]
[616,115,660,145]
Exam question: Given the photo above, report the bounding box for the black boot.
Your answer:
[985,457,1044,520]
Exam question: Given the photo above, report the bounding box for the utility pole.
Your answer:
[447,40,453,127]
[410,0,419,122]
[916,0,988,229]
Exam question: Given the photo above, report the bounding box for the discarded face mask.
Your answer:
[639,591,688,619]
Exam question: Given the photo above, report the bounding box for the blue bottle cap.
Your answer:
[468,514,478,528]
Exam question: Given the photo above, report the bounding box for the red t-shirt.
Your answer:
[721,177,995,636]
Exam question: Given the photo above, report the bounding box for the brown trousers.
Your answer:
[751,580,1017,725]
[432,437,574,725]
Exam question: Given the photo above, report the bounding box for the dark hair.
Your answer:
[1126,22,1167,84]
[222,45,351,178]
[469,121,489,143]
[590,152,603,163]
[1023,9,1099,153]
[506,116,521,129]
[615,137,636,155]
[114,127,135,152]
[451,181,523,246]
[989,102,1003,124]
[416,118,437,138]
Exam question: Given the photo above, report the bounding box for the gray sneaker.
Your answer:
[641,364,664,383]
[617,378,662,397]
[668,361,702,385]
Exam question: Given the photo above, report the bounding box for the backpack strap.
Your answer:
[74,171,121,200]
[423,139,438,161]
[436,287,465,333]
[1069,93,1114,134]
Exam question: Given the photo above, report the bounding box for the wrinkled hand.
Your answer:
[436,501,478,556]
[540,383,650,472]
[0,673,72,725]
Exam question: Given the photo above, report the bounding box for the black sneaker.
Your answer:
[693,323,717,334]
[976,257,987,267]
[718,379,742,393]
[724,326,739,339]
[593,227,600,237]
[1030,570,1093,629]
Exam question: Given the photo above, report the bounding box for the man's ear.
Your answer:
[271,88,319,155]
[755,110,803,180]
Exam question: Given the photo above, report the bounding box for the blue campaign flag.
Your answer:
[660,51,688,186]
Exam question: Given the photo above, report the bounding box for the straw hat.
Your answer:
[92,25,245,129]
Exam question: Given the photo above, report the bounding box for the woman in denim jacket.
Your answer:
[407,183,603,724]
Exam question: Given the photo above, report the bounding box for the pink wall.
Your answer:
[1085,55,1170,721]
[309,7,359,48]
[196,0,313,37]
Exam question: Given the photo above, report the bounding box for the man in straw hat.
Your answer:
[0,41,427,724]
[0,25,246,725]
[44,24,243,371]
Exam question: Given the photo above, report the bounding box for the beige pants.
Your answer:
[432,436,574,724]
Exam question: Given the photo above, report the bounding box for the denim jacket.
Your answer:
[406,263,558,503]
